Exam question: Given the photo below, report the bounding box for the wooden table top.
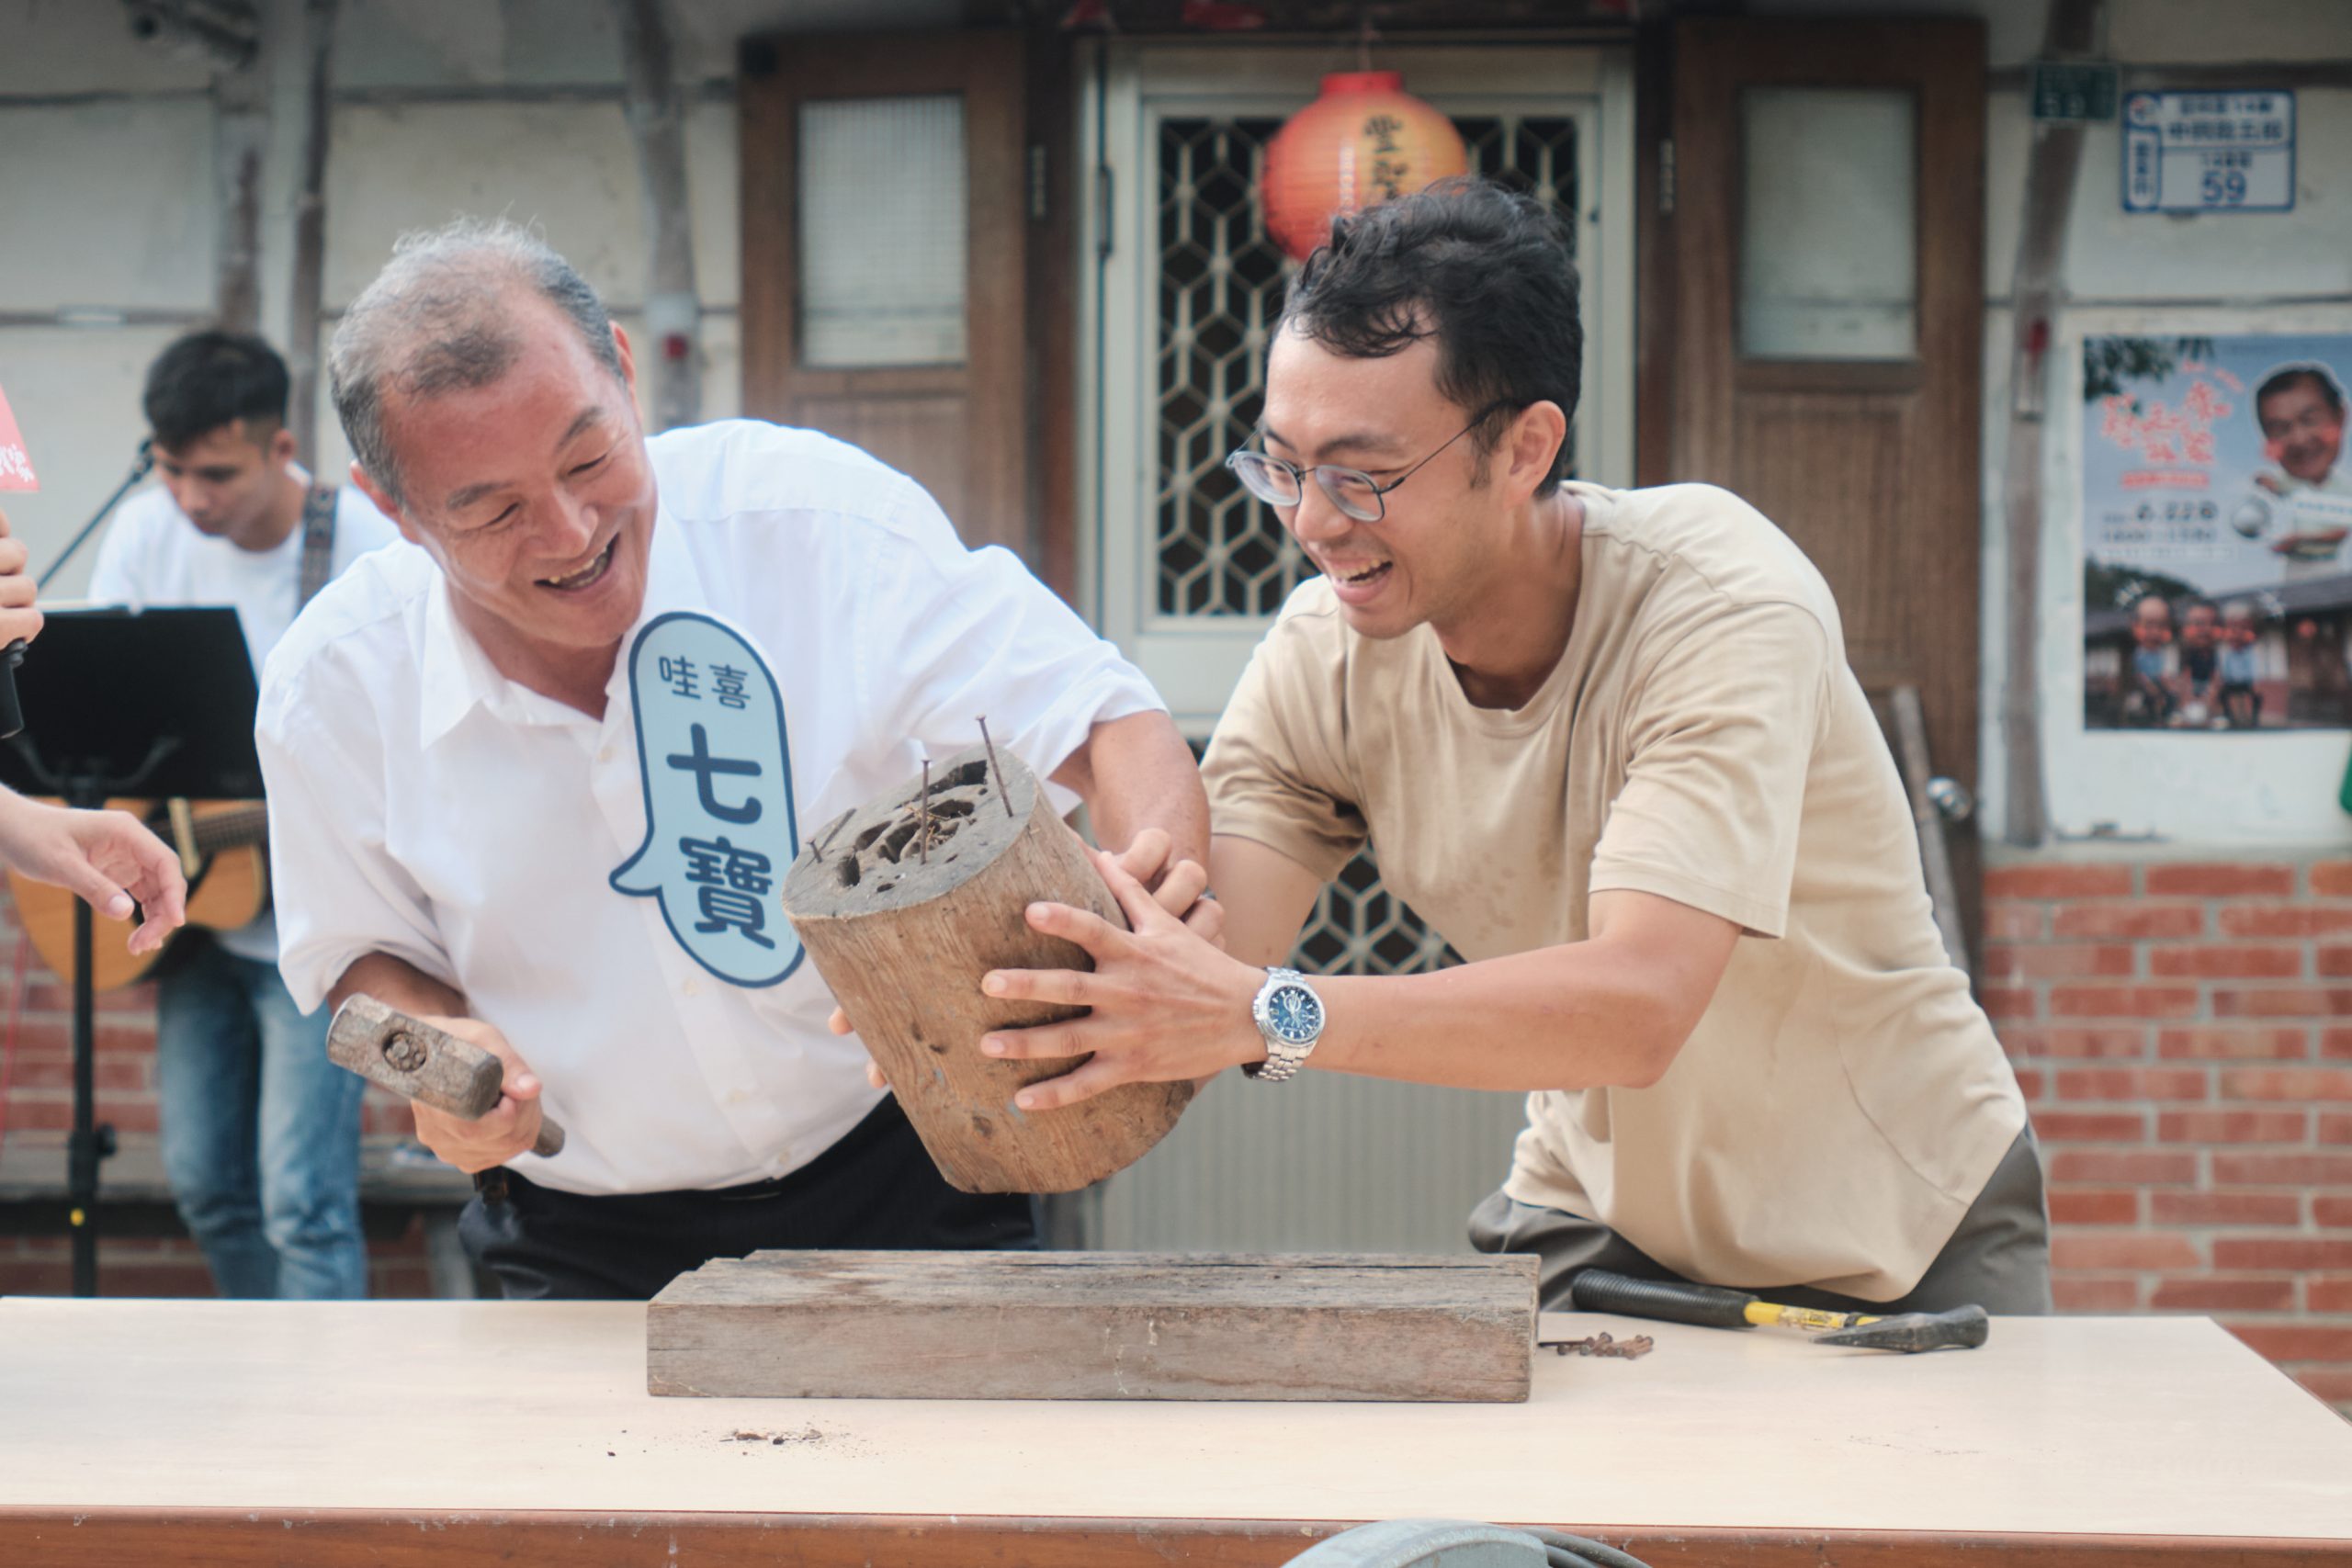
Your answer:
[2,1297,2347,1565]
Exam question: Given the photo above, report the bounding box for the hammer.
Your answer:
[1569,1269,1988,1353]
[325,993,565,1159]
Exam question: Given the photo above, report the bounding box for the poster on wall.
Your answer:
[2083,333,2352,732]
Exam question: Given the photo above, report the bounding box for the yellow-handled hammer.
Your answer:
[1569,1269,1988,1352]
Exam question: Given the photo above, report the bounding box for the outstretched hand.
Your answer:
[974,846,1266,1111]
[0,795,187,953]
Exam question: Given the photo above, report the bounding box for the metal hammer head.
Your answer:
[325,993,503,1116]
[1815,1303,1990,1353]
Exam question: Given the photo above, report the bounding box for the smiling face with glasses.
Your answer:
[1225,326,1566,645]
[1226,399,1518,526]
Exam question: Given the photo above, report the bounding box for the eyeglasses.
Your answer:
[1224,401,1518,524]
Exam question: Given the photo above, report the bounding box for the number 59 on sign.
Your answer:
[2123,90,2294,214]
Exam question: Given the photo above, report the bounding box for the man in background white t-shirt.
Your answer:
[88,332,397,1298]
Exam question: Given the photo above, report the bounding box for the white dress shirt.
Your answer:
[89,471,399,964]
[256,421,1163,1195]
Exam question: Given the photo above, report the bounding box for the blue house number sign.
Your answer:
[2123,91,2294,214]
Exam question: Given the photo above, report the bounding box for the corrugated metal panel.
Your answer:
[1098,1073,1531,1254]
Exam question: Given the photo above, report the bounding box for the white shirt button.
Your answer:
[683,976,700,997]
[596,744,614,762]
[726,1089,749,1105]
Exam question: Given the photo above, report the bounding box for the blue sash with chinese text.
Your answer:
[610,611,803,987]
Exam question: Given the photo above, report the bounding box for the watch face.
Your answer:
[1267,983,1322,1043]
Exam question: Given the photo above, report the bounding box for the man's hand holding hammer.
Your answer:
[403,1014,549,1173]
[327,954,556,1173]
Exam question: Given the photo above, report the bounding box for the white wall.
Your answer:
[0,0,964,595]
[1774,0,2352,846]
[12,0,2350,847]
[0,0,213,595]
[1971,3,2352,847]
[1612,0,2351,849]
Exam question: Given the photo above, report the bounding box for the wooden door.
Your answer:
[1657,17,1985,935]
[740,32,1028,557]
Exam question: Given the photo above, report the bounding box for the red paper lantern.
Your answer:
[1260,71,1470,263]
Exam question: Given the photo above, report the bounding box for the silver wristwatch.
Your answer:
[1245,965,1326,1083]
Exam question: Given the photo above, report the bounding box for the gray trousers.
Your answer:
[1468,1125,2053,1315]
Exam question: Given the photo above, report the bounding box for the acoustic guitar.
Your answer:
[7,798,270,991]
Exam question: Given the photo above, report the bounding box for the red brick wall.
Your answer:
[15,863,2352,1413]
[1987,855,2352,1418]
[0,892,433,1298]
[0,1229,439,1297]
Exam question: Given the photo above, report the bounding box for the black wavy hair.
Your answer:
[143,331,289,451]
[1277,175,1581,494]
[2256,363,2346,421]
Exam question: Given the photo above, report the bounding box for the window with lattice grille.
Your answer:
[1152,113,1581,624]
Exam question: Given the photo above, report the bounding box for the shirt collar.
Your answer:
[415,500,705,749]
[416,565,514,748]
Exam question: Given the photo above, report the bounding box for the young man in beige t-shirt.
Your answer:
[973,178,2048,1312]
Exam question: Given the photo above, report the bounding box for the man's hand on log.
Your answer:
[408,1015,549,1173]
[833,827,1225,1091]
[973,847,1267,1110]
[1104,827,1226,946]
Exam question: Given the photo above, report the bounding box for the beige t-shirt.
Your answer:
[1204,480,2025,1301]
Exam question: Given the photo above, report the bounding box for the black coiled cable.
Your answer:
[1525,1529,1656,1568]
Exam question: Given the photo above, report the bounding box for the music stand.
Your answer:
[0,607,262,1295]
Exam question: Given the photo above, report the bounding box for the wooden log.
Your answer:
[781,744,1193,1194]
[647,1250,1538,1403]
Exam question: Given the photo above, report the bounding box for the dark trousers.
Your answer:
[1468,1126,2053,1315]
[458,1096,1037,1301]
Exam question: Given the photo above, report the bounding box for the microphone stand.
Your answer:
[0,437,159,1292]
[36,437,156,593]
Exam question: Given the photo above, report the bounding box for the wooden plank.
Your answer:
[1887,684,1970,976]
[647,1250,1538,1403]
[1997,0,2101,849]
[10,1510,2352,1568]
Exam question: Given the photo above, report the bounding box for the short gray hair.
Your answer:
[329,218,624,511]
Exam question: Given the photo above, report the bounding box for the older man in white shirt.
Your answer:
[257,220,1208,1300]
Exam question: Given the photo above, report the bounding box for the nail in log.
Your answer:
[782,744,1193,1193]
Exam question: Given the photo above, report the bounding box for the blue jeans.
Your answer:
[153,938,368,1299]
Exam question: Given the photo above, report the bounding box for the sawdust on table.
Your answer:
[1538,1331,1656,1359]
[725,1425,835,1448]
